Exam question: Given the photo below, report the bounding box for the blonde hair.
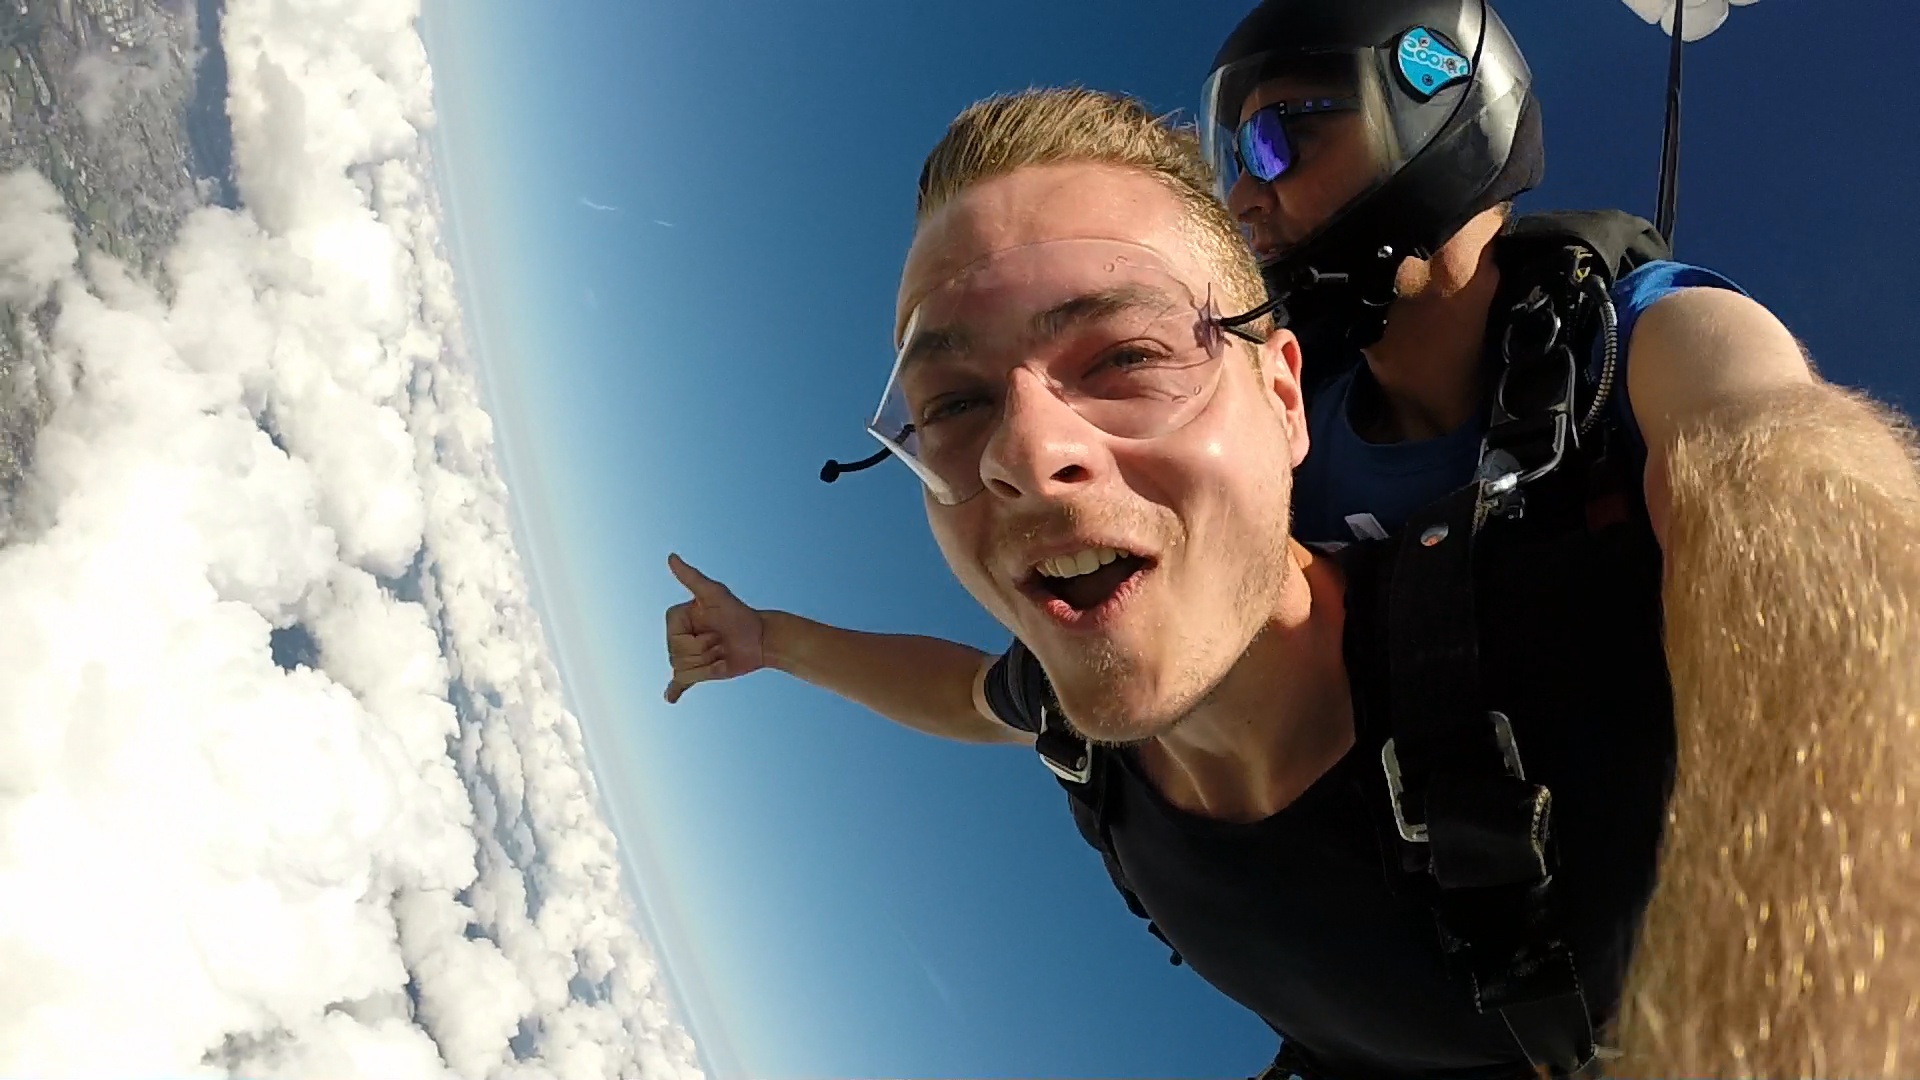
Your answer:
[1611,384,1920,1077]
[915,86,1269,319]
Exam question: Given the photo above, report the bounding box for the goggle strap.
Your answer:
[1216,296,1283,342]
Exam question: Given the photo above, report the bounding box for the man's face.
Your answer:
[895,164,1311,743]
[1226,74,1390,263]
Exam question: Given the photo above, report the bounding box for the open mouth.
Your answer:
[1026,546,1153,624]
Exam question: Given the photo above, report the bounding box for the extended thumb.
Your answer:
[667,553,718,595]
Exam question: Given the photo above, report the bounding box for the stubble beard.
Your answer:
[1051,471,1299,748]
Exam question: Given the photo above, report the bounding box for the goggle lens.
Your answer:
[1236,108,1295,183]
[1231,97,1363,185]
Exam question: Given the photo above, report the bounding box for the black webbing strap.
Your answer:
[1373,245,1616,1077]
[1384,487,1596,1076]
[1043,697,1188,969]
[1067,763,1189,969]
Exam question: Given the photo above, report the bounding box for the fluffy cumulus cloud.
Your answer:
[0,2,704,1078]
[1619,0,1760,41]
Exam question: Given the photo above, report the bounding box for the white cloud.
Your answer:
[1618,0,1760,41]
[0,0,705,1077]
[0,170,78,308]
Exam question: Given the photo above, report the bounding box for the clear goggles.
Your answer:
[867,239,1266,505]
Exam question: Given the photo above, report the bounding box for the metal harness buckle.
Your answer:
[1034,704,1093,784]
[1382,711,1526,844]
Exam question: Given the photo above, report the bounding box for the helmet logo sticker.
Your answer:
[1396,26,1473,102]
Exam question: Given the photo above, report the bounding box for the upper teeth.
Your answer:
[1037,547,1126,579]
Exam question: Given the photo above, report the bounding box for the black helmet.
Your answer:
[1201,0,1544,346]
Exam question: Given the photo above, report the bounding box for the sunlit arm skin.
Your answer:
[1609,289,1920,1078]
[661,555,1030,746]
[761,611,1032,746]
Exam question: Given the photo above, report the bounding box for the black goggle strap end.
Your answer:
[821,425,914,485]
[820,449,889,483]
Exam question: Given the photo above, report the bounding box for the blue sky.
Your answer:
[418,1,1920,1076]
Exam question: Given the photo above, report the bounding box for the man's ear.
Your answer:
[1260,328,1311,468]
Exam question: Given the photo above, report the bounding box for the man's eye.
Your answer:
[1094,343,1176,373]
[919,393,990,427]
[1287,117,1326,148]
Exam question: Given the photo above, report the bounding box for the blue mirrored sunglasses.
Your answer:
[1233,96,1363,184]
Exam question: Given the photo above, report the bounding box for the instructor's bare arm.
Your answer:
[1611,288,1920,1077]
[663,554,1033,747]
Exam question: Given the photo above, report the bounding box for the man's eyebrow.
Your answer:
[898,283,1182,373]
[897,326,970,373]
[1030,284,1180,340]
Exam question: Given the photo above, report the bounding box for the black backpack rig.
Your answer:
[1027,209,1672,1080]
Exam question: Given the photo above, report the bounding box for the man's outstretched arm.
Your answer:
[663,554,1033,747]
[760,610,1033,745]
[1612,289,1920,1077]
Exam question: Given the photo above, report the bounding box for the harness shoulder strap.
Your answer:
[1383,489,1601,1076]
[1038,699,1188,970]
[1371,232,1648,1079]
[1501,209,1671,281]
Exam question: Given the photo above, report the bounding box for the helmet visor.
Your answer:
[1202,25,1494,265]
[870,239,1242,506]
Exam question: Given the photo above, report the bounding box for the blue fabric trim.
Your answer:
[1599,260,1749,456]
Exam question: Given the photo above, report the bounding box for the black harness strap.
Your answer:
[1040,696,1189,971]
[1385,488,1595,1075]
[1376,242,1629,1079]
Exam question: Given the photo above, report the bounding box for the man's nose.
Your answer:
[1230,172,1276,228]
[976,369,1101,501]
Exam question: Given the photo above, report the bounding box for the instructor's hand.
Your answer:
[663,554,767,703]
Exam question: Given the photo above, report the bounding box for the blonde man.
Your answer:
[665,84,1920,1080]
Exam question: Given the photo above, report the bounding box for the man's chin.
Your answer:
[1049,674,1195,747]
[1020,620,1221,743]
